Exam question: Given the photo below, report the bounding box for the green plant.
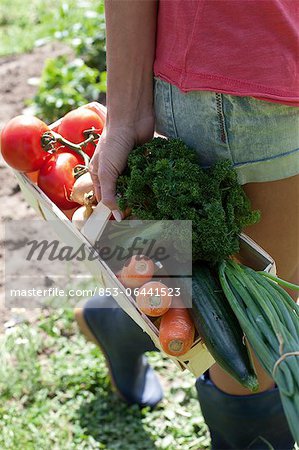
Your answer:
[219,260,299,442]
[74,33,106,72]
[47,1,106,70]
[70,8,106,72]
[1,0,107,121]
[30,56,106,123]
[31,1,107,123]
[0,0,105,57]
[0,308,210,449]
[117,138,260,263]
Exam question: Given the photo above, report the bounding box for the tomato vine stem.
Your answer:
[41,129,100,168]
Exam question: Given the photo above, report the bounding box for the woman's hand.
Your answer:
[90,0,157,219]
[89,114,154,219]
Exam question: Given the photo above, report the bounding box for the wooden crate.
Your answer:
[13,103,275,377]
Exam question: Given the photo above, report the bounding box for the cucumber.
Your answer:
[190,262,258,391]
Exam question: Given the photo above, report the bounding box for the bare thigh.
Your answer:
[243,175,299,286]
[210,174,299,394]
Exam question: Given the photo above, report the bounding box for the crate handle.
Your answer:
[81,201,111,246]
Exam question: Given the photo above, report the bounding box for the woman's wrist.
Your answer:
[107,105,154,128]
[106,108,154,131]
[105,113,155,146]
[106,72,155,126]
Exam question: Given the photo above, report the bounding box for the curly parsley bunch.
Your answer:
[117,138,260,263]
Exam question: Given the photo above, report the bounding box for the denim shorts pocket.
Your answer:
[154,78,299,183]
[154,77,178,138]
[222,95,299,183]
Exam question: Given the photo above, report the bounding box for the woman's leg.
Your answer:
[196,175,298,449]
[154,78,298,447]
[243,175,299,287]
[210,174,299,395]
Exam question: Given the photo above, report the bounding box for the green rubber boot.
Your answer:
[196,372,294,450]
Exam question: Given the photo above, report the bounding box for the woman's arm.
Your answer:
[105,0,157,125]
[90,0,158,217]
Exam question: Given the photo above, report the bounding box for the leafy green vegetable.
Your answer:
[117,138,260,263]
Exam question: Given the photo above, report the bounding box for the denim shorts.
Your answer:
[154,77,299,185]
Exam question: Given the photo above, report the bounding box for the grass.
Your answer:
[0,309,210,450]
[0,0,103,56]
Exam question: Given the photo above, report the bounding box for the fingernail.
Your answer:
[112,210,122,222]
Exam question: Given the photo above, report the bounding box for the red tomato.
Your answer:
[38,152,83,210]
[80,102,106,124]
[0,115,50,172]
[57,109,104,158]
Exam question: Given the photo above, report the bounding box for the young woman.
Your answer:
[77,2,299,448]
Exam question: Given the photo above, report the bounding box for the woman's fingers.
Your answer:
[89,153,101,202]
[89,145,122,218]
[89,129,137,218]
[98,165,120,216]
[89,170,101,203]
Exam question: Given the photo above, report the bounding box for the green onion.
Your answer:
[219,260,299,443]
[257,271,299,292]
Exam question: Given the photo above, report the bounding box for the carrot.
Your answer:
[159,307,195,356]
[115,270,122,280]
[120,255,155,288]
[136,281,172,317]
[152,315,162,329]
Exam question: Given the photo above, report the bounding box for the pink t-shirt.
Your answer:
[154,0,299,106]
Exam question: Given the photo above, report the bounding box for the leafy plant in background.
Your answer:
[70,13,106,71]
[28,0,107,122]
[0,0,105,57]
[43,1,106,71]
[73,33,106,72]
[30,56,106,123]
